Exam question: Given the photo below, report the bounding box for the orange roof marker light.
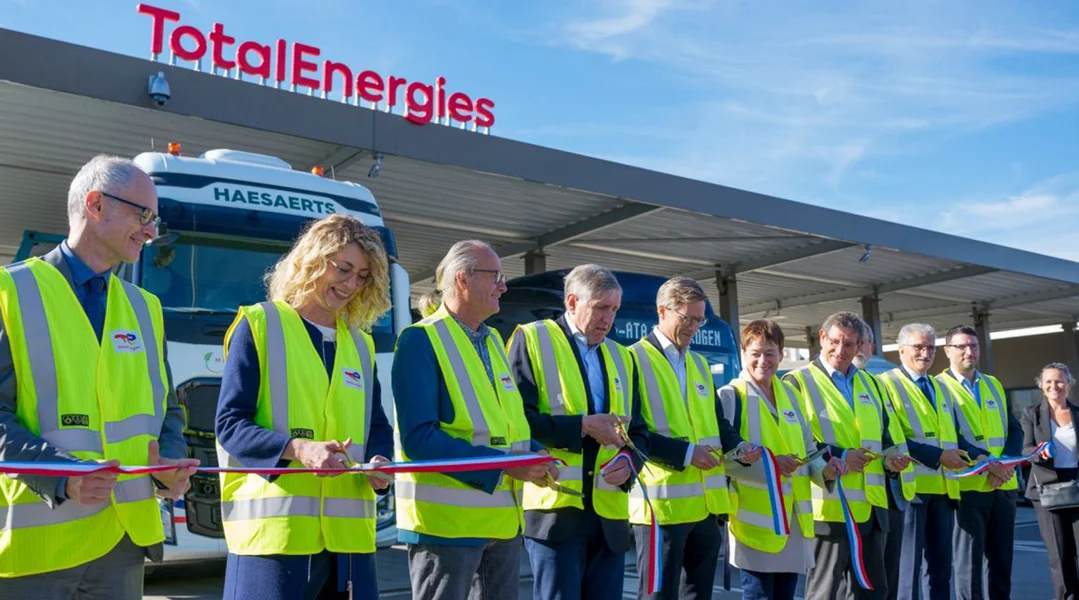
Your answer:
[167,142,181,156]
[311,165,325,176]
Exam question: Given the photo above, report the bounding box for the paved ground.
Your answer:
[146,505,1054,599]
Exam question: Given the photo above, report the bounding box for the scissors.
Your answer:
[544,472,584,498]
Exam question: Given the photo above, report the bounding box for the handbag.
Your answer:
[1034,471,1079,511]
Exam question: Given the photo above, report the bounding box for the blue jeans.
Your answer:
[740,569,799,600]
[524,534,624,600]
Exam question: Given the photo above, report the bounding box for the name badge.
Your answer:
[499,374,516,392]
[342,368,364,391]
[110,329,144,354]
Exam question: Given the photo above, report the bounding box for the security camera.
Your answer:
[148,71,171,107]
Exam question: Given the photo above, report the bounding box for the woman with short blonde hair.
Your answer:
[216,213,395,600]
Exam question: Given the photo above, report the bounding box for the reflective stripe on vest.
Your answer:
[432,318,491,447]
[0,476,150,529]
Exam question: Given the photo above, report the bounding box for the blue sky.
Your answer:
[4,0,1079,260]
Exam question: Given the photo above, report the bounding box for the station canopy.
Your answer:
[2,29,1078,346]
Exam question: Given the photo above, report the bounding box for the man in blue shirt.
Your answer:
[0,155,195,598]
[393,240,555,600]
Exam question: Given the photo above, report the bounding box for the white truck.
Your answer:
[16,147,410,562]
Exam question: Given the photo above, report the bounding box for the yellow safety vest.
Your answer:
[217,302,378,555]
[0,258,168,577]
[630,340,729,526]
[394,306,532,539]
[879,370,961,499]
[726,377,814,553]
[863,372,917,502]
[935,371,1017,492]
[784,364,887,523]
[512,320,633,519]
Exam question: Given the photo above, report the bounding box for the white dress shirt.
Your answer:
[653,327,695,467]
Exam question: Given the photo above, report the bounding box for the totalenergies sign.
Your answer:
[136,4,496,129]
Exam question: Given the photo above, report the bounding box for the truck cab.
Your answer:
[16,147,410,560]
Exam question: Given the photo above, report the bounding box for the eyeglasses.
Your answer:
[99,191,161,228]
[945,343,979,352]
[472,268,507,284]
[902,344,937,353]
[672,308,708,327]
[328,259,372,284]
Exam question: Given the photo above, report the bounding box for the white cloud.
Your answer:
[936,173,1079,259]
[543,2,1079,196]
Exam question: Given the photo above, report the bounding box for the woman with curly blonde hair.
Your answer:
[215,214,394,600]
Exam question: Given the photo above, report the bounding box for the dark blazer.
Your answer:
[1021,399,1079,501]
[0,246,188,561]
[508,316,650,553]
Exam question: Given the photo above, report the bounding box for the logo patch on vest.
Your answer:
[490,436,507,446]
[109,330,143,353]
[858,393,873,405]
[499,374,516,392]
[290,428,315,440]
[613,376,623,395]
[695,382,708,396]
[342,368,364,391]
[61,414,90,427]
[940,402,948,412]
[986,400,997,409]
[782,409,798,423]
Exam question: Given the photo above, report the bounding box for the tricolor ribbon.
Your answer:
[601,449,662,595]
[955,441,1054,478]
[834,461,874,592]
[758,445,790,536]
[0,453,558,477]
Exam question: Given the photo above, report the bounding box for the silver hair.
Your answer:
[425,239,493,306]
[860,320,875,345]
[67,155,146,226]
[656,276,707,310]
[897,323,936,346]
[820,311,864,342]
[563,264,621,308]
[1036,362,1077,387]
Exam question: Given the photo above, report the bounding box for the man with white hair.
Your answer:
[0,155,198,596]
[393,240,557,600]
[507,264,649,600]
[878,323,988,600]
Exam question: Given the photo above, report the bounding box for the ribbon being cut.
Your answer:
[601,449,662,596]
[0,452,558,478]
[955,440,1054,478]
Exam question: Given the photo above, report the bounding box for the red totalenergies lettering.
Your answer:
[136,4,496,128]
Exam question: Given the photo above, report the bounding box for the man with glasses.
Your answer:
[935,326,1021,600]
[507,264,650,600]
[629,276,758,600]
[784,312,910,599]
[0,155,197,596]
[878,324,987,600]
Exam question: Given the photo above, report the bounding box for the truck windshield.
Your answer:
[140,240,394,349]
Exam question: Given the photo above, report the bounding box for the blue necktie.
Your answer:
[85,276,107,340]
[917,376,935,410]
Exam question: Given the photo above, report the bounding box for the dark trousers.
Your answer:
[408,537,523,600]
[884,504,906,600]
[633,516,722,600]
[805,524,887,600]
[740,569,799,600]
[1035,501,1079,600]
[897,495,955,600]
[953,489,1016,600]
[223,550,378,600]
[0,535,146,600]
[524,530,624,600]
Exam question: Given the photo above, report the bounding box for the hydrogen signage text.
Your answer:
[136,4,496,128]
[615,320,728,349]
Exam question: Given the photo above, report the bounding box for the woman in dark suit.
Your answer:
[1022,362,1079,600]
